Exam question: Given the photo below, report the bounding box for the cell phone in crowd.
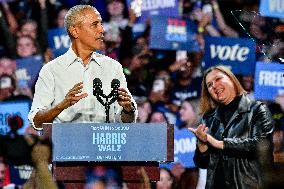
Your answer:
[202,4,213,14]
[131,0,142,17]
[152,79,165,92]
[176,50,188,61]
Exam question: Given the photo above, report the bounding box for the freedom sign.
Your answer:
[204,36,256,75]
[150,16,200,52]
[160,128,197,169]
[126,0,179,23]
[260,0,284,19]
[254,61,284,101]
[0,101,30,135]
[48,28,70,58]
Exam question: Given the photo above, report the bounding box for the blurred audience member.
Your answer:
[156,168,175,189]
[149,111,168,124]
[238,74,254,100]
[0,57,16,76]
[137,98,152,123]
[0,74,15,101]
[16,35,38,58]
[179,98,200,129]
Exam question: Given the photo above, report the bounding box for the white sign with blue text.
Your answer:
[254,61,284,100]
[204,37,256,75]
[260,0,284,19]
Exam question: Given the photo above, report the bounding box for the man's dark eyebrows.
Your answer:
[92,20,102,25]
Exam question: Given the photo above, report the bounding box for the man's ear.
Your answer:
[68,26,79,39]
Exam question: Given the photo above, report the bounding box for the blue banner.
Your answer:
[260,0,284,19]
[150,16,200,51]
[160,128,196,169]
[254,62,284,100]
[0,101,30,135]
[8,163,33,185]
[48,28,70,58]
[15,55,43,90]
[204,37,256,75]
[126,0,179,23]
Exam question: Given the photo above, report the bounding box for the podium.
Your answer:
[43,123,174,189]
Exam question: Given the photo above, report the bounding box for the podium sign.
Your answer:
[52,123,168,162]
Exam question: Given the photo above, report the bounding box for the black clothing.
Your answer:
[194,94,274,189]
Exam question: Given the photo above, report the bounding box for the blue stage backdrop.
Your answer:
[254,61,284,101]
[48,28,70,58]
[260,0,284,19]
[0,101,30,135]
[15,55,43,90]
[160,128,196,169]
[126,0,179,23]
[204,36,256,75]
[150,16,200,52]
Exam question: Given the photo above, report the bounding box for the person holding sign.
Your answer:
[189,65,274,189]
[29,5,137,130]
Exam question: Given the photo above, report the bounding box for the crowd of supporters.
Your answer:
[0,0,284,188]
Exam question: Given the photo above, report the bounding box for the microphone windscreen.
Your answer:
[111,79,120,88]
[93,78,102,86]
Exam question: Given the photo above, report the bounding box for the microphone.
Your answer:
[92,78,121,123]
[93,78,102,96]
[110,79,120,101]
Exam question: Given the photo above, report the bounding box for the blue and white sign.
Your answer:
[52,123,168,162]
[15,55,43,89]
[204,37,256,75]
[126,0,179,23]
[260,0,284,19]
[48,28,70,58]
[160,128,196,169]
[0,101,30,135]
[150,16,200,52]
[254,61,284,100]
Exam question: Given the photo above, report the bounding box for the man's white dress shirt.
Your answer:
[28,48,137,130]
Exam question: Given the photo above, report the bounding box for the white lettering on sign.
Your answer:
[174,137,196,154]
[269,0,284,13]
[142,0,176,11]
[258,71,284,87]
[53,35,70,49]
[210,44,250,61]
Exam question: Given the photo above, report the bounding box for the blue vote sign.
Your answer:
[204,36,256,75]
[48,28,70,58]
[260,0,284,19]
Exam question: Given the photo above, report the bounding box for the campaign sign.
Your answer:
[0,101,30,135]
[254,61,284,100]
[126,0,179,23]
[48,28,70,57]
[204,37,256,75]
[8,163,33,185]
[160,128,196,169]
[52,123,168,162]
[15,55,43,89]
[150,16,200,52]
[260,0,284,19]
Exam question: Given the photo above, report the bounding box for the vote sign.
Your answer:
[204,37,256,75]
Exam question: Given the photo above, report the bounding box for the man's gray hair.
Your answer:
[64,5,97,35]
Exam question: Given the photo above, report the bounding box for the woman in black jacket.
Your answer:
[189,65,274,189]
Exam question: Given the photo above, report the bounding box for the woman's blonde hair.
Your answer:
[199,65,246,115]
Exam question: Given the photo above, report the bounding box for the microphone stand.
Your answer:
[93,79,120,123]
